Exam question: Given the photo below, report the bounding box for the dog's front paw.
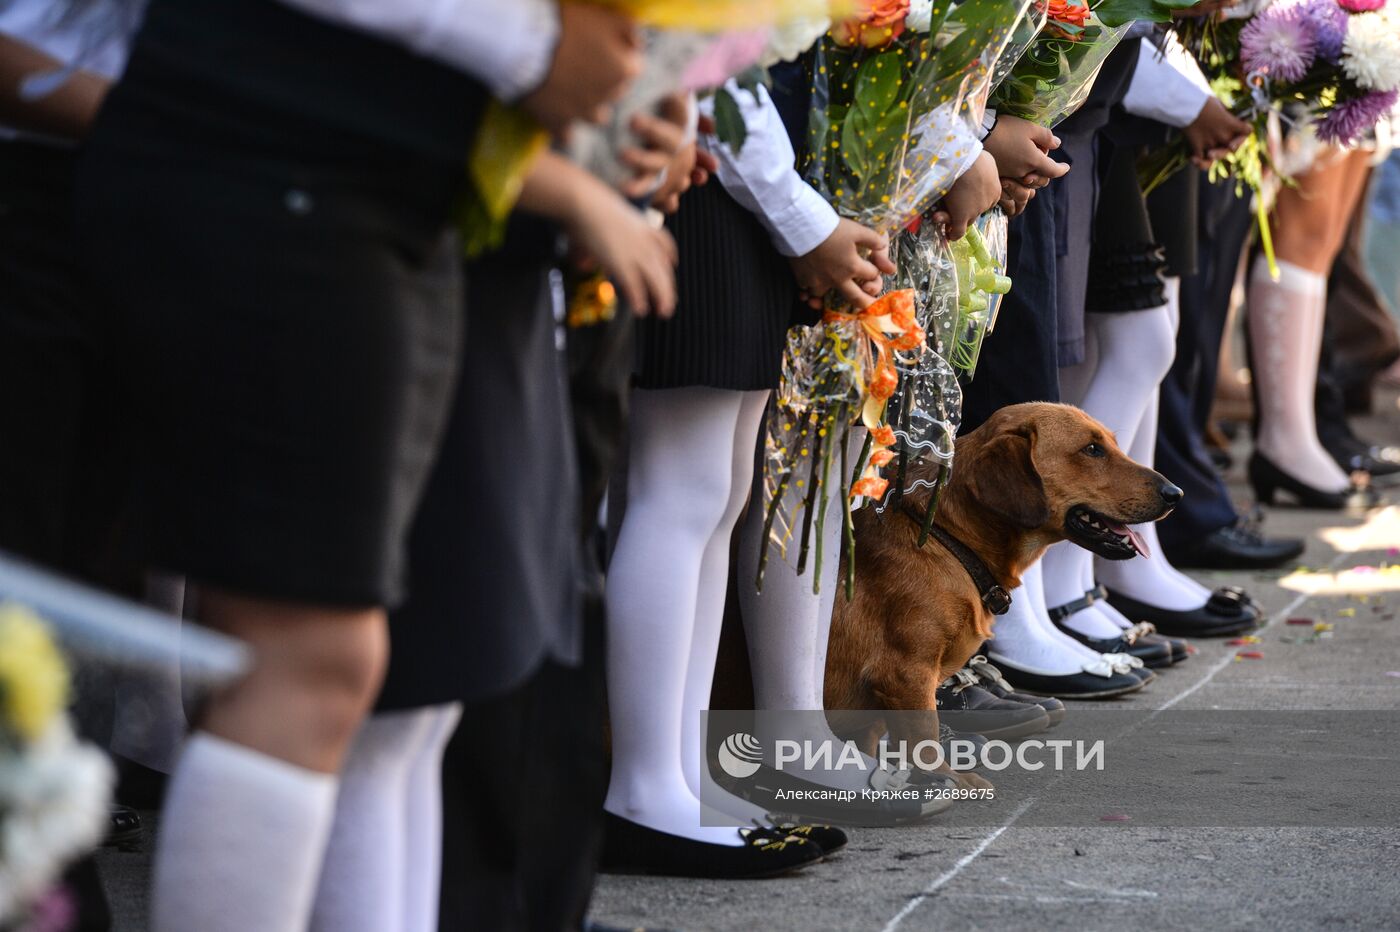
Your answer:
[955,770,994,792]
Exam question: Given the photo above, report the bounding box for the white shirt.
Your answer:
[699,81,839,258]
[276,0,559,102]
[1121,34,1211,129]
[0,0,134,80]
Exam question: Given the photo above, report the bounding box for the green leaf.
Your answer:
[841,47,912,190]
[1091,0,1198,25]
[712,87,747,153]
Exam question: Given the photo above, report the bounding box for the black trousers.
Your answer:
[1156,175,1251,549]
[961,184,1061,432]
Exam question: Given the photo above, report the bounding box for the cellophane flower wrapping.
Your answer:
[759,0,1035,592]
[989,6,1132,127]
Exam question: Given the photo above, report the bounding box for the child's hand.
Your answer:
[1183,97,1250,168]
[619,92,691,201]
[983,115,1070,188]
[565,184,678,317]
[788,219,896,309]
[998,178,1035,218]
[937,151,1001,240]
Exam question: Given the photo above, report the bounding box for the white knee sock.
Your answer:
[401,705,461,932]
[1095,389,1212,610]
[987,561,1115,675]
[309,704,460,932]
[1047,300,1178,637]
[1247,257,1349,492]
[738,429,881,791]
[152,733,338,932]
[679,391,777,826]
[604,387,749,846]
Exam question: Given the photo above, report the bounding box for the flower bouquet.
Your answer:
[758,0,1036,595]
[990,0,1198,126]
[460,0,855,255]
[0,603,111,930]
[1140,0,1400,274]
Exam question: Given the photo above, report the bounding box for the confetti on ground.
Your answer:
[1387,672,1400,678]
[1286,617,1315,626]
[1226,636,1263,645]
[1339,608,1357,617]
[1099,814,1131,822]
[1235,651,1265,660]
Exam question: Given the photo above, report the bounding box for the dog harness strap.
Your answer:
[902,504,1012,615]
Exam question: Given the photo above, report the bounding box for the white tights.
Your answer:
[604,386,770,845]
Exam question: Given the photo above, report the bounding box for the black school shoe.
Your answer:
[936,668,1052,739]
[965,656,1066,725]
[1162,520,1304,570]
[1105,586,1260,638]
[1048,588,1177,669]
[986,650,1147,699]
[599,813,825,879]
[765,823,848,855]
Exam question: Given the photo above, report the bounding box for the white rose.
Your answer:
[908,0,935,32]
[758,17,831,67]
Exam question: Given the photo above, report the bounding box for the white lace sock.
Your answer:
[604,387,754,846]
[152,733,338,932]
[1246,257,1350,492]
[737,428,883,791]
[311,706,459,932]
[679,390,777,826]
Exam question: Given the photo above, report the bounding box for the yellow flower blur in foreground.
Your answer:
[597,0,856,30]
[0,604,70,744]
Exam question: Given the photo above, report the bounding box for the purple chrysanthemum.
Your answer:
[1240,5,1318,83]
[1297,0,1348,62]
[1315,88,1399,144]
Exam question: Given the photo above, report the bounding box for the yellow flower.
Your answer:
[0,603,70,743]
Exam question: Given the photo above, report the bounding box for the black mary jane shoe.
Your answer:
[1249,452,1378,510]
[1048,588,1175,668]
[762,822,848,856]
[985,652,1146,699]
[599,813,825,879]
[1105,585,1259,638]
[966,656,1066,726]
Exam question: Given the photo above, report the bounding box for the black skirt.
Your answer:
[634,181,801,391]
[1084,141,1168,313]
[73,0,483,607]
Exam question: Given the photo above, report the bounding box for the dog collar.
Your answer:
[902,504,1012,615]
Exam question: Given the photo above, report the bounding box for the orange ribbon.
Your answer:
[823,289,924,499]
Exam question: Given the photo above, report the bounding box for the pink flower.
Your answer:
[1338,0,1385,11]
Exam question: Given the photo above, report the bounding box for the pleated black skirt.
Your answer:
[634,181,800,391]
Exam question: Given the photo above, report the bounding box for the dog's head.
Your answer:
[958,402,1182,560]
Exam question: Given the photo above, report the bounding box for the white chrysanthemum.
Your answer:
[758,17,831,67]
[1342,11,1400,91]
[908,0,935,32]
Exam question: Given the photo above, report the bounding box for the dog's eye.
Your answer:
[1082,442,1106,458]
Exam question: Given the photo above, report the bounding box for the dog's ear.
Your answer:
[967,429,1051,529]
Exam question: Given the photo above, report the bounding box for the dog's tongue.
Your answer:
[1105,521,1151,558]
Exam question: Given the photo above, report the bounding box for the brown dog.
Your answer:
[823,402,1181,774]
